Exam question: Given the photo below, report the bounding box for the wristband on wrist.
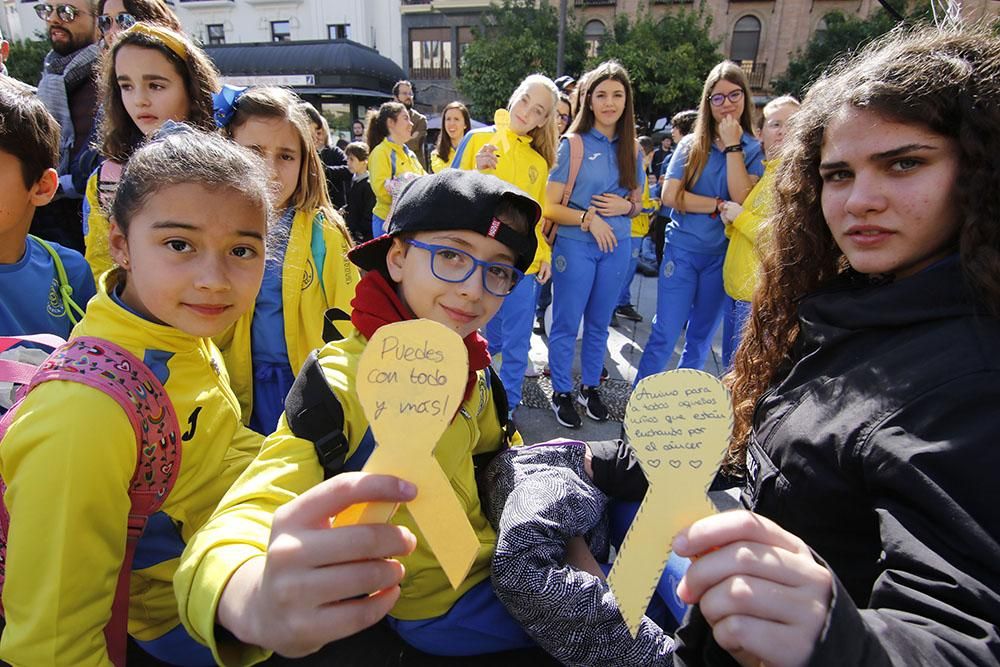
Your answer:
[580,209,587,226]
[724,144,743,154]
[711,198,724,219]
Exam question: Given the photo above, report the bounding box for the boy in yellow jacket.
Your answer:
[176,170,541,664]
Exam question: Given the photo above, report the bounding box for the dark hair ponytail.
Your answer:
[365,102,407,148]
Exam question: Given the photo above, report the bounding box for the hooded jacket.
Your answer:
[0,273,262,665]
[217,209,359,422]
[673,259,1000,665]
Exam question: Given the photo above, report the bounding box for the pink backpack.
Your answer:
[0,334,181,667]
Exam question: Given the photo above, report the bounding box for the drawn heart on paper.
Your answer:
[689,460,703,469]
[647,459,661,468]
[669,460,682,469]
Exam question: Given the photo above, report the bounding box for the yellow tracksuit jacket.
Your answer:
[369,139,426,221]
[216,209,360,422]
[175,329,515,665]
[0,273,263,666]
[723,159,778,302]
[453,124,551,275]
[83,170,114,284]
[430,147,455,174]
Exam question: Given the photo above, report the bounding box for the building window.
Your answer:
[814,15,830,44]
[328,23,350,40]
[206,24,225,45]
[409,27,452,80]
[730,15,761,62]
[584,20,605,58]
[271,20,291,43]
[457,26,474,76]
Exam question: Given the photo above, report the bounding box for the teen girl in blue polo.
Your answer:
[544,62,645,428]
[635,62,763,381]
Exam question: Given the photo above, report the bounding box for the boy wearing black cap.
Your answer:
[176,170,541,663]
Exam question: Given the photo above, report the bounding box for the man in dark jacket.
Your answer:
[31,0,100,252]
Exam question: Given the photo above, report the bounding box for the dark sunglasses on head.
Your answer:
[35,3,91,23]
[98,12,136,34]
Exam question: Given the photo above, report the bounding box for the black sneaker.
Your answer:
[601,366,610,382]
[577,385,609,422]
[610,313,621,328]
[551,391,582,428]
[616,304,643,322]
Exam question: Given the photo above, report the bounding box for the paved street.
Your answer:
[512,271,726,447]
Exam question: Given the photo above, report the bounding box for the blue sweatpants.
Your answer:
[484,275,539,409]
[636,244,726,381]
[721,295,752,371]
[388,577,535,655]
[617,236,643,308]
[549,235,630,393]
[372,213,385,240]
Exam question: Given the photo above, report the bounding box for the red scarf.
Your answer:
[351,271,491,402]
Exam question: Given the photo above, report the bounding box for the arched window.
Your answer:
[730,15,761,63]
[815,15,830,44]
[584,20,605,58]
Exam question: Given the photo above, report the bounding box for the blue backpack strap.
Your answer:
[342,428,375,472]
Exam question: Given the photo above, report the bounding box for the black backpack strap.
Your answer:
[323,308,351,343]
[486,364,514,446]
[284,351,350,479]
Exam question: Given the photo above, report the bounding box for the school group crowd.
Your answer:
[0,0,998,665]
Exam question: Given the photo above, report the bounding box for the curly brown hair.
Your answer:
[98,26,219,161]
[725,24,1000,474]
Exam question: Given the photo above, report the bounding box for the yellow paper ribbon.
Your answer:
[333,319,480,589]
[608,369,731,636]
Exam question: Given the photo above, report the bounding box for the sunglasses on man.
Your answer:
[34,3,92,23]
[98,11,136,34]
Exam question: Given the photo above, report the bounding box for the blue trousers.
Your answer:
[722,295,752,371]
[549,235,630,393]
[371,213,385,240]
[484,275,539,409]
[388,577,535,655]
[617,236,643,307]
[636,245,726,381]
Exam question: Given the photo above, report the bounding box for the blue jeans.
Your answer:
[484,275,539,409]
[388,577,535,655]
[549,235,630,393]
[617,236,643,307]
[722,295,752,371]
[636,245,726,381]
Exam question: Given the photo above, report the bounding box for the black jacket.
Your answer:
[595,259,1000,665]
[319,145,352,208]
[344,174,375,246]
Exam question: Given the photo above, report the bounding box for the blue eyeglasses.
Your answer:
[406,239,523,297]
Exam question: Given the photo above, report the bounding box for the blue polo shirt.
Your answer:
[549,128,646,243]
[0,237,96,338]
[664,132,764,255]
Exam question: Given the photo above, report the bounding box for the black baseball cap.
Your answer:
[348,170,541,274]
